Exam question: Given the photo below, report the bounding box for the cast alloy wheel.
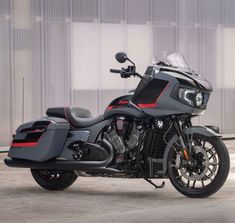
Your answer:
[31,169,77,191]
[167,133,230,198]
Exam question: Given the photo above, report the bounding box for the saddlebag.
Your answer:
[8,117,70,162]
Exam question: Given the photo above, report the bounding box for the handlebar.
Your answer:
[110,69,122,74]
[110,66,142,79]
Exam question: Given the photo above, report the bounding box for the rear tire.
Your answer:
[31,169,77,191]
[167,134,230,198]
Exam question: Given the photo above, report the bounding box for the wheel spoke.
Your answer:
[208,167,213,173]
[209,161,219,166]
[208,152,216,160]
[192,180,196,188]
[206,147,214,153]
[202,140,206,148]
[187,179,190,187]
[207,167,217,179]
[201,180,205,187]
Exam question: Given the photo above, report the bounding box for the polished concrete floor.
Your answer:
[0,140,235,223]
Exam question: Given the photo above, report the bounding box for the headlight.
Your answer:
[178,88,195,106]
[178,88,204,107]
[195,92,203,107]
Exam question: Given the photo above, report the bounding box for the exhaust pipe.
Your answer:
[4,158,121,173]
[4,139,118,173]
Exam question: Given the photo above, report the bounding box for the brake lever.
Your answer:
[120,73,131,78]
[120,68,131,78]
[120,66,142,79]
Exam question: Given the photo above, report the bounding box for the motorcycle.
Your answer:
[4,52,230,198]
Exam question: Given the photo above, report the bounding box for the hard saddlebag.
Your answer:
[8,117,69,162]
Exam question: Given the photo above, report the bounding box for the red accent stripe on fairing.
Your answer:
[138,82,170,109]
[137,103,157,108]
[11,142,38,147]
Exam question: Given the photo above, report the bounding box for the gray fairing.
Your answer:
[161,126,221,176]
[139,71,207,117]
[159,66,213,91]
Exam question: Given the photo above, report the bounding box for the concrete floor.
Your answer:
[0,141,235,223]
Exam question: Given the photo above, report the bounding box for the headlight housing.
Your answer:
[195,92,203,107]
[178,88,204,108]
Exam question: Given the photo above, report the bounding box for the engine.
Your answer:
[106,117,142,160]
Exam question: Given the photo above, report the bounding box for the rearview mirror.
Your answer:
[115,52,128,63]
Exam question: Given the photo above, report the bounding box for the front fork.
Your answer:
[173,120,194,165]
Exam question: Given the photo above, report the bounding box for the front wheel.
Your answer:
[167,134,230,198]
[31,169,77,191]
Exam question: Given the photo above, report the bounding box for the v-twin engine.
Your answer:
[107,117,141,154]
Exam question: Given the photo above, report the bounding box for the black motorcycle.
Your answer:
[5,52,230,198]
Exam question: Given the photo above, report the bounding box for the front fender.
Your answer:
[162,126,221,176]
[184,126,221,138]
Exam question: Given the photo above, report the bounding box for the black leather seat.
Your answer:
[65,107,104,128]
[46,107,104,128]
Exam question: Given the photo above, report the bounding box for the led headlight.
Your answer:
[178,88,204,107]
[178,88,195,106]
[195,92,203,107]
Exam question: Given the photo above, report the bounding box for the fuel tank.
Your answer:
[104,94,144,119]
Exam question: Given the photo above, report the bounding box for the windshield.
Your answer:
[165,52,212,90]
[166,52,189,69]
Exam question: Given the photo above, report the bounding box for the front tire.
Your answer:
[167,134,230,198]
[31,169,77,191]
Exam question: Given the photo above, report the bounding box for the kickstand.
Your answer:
[144,178,165,189]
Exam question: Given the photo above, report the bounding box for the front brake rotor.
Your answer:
[177,146,210,181]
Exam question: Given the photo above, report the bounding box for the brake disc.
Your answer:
[177,146,211,181]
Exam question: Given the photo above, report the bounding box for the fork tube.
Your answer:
[173,119,193,163]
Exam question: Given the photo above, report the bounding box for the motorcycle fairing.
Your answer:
[130,66,211,117]
[158,66,213,91]
[132,77,169,108]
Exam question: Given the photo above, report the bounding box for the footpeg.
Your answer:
[144,178,165,189]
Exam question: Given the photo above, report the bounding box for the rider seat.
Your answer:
[46,107,104,128]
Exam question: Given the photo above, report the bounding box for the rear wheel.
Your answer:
[31,169,77,191]
[167,134,230,198]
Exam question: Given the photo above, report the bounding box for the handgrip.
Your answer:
[110,69,121,74]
